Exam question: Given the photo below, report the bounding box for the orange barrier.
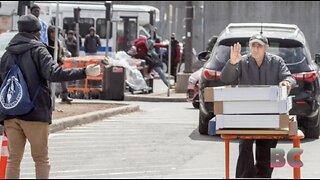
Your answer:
[220,130,304,179]
[0,135,8,179]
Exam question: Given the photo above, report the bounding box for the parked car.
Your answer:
[187,67,203,108]
[0,31,18,59]
[186,50,213,109]
[198,23,320,139]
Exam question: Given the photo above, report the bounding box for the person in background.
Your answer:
[47,25,73,104]
[65,30,81,57]
[84,27,101,56]
[170,33,181,83]
[147,37,169,87]
[30,4,48,45]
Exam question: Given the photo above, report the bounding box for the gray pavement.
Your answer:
[50,78,186,133]
[19,100,320,179]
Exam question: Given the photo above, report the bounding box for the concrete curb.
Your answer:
[124,95,187,102]
[50,104,140,133]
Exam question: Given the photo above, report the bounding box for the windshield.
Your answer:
[206,38,312,73]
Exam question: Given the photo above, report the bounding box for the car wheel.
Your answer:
[199,109,212,135]
[304,112,320,139]
[192,101,199,109]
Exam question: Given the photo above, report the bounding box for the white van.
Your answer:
[0,1,160,56]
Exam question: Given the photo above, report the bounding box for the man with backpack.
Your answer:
[0,14,100,179]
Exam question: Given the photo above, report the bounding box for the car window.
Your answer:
[206,38,312,73]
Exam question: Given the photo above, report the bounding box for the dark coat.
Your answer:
[84,34,101,53]
[0,32,86,124]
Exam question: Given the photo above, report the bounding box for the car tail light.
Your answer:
[203,68,221,80]
[292,71,318,82]
[295,101,306,104]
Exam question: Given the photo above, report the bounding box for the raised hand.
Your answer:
[230,42,242,65]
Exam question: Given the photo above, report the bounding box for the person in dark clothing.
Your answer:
[47,26,73,104]
[65,30,81,57]
[0,14,100,179]
[84,27,101,55]
[220,34,296,178]
[170,33,181,83]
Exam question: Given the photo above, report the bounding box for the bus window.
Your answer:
[79,18,94,37]
[96,18,112,39]
[116,17,137,52]
[63,17,94,38]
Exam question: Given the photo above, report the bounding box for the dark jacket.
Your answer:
[220,52,296,86]
[0,32,87,124]
[65,37,80,57]
[84,34,101,53]
[47,37,64,65]
[170,39,180,64]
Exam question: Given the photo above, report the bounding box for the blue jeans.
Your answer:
[148,51,169,87]
[153,65,169,87]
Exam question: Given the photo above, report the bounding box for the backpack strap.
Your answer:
[11,54,19,65]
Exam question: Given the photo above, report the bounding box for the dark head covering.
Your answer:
[30,4,40,11]
[17,14,41,33]
[249,34,269,46]
[47,25,56,34]
[67,30,74,35]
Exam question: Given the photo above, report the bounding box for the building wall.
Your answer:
[114,1,320,57]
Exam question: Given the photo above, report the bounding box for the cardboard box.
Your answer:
[288,117,298,136]
[215,114,293,129]
[213,96,292,115]
[204,85,287,102]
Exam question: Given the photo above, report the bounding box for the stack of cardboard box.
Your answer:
[205,85,298,135]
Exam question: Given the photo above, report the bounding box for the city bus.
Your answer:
[0,1,160,56]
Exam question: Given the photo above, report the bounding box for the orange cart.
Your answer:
[62,56,108,98]
[220,130,304,179]
[62,56,147,99]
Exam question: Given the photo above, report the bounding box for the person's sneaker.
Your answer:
[61,97,73,104]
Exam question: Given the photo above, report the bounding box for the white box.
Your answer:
[214,96,292,114]
[215,114,294,129]
[204,85,287,102]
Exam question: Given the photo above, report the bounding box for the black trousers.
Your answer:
[236,139,278,178]
[60,81,69,99]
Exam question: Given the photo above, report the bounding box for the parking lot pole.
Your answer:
[167,4,173,97]
[105,1,112,57]
[51,1,60,111]
[74,7,81,56]
[184,1,193,74]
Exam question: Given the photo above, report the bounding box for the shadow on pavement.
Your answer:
[188,128,238,143]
